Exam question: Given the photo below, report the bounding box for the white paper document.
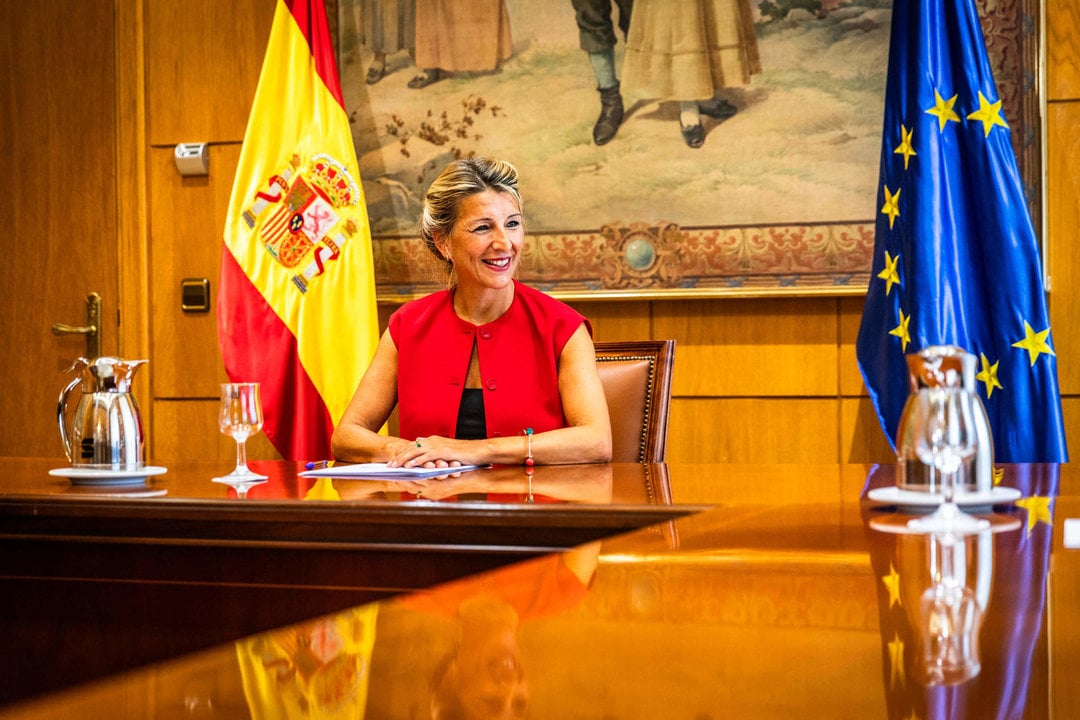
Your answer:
[298,463,484,480]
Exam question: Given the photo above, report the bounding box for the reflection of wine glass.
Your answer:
[213,382,268,494]
[916,533,983,686]
[907,388,989,533]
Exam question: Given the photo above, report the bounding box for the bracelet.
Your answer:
[522,427,534,467]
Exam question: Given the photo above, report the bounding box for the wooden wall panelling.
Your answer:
[146,0,275,145]
[837,296,869,397]
[0,1,120,458]
[116,0,151,421]
[839,398,895,464]
[836,296,893,461]
[1061,397,1080,465]
[1045,102,1080,398]
[148,144,285,461]
[667,398,841,464]
[149,145,239,399]
[154,398,277,462]
[1047,0,1080,457]
[568,300,653,343]
[1047,0,1080,101]
[653,298,840,397]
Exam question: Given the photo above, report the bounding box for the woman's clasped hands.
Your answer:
[385,435,469,472]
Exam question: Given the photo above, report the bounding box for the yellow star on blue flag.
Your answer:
[1016,495,1053,536]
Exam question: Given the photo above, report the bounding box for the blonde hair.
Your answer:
[420,157,523,273]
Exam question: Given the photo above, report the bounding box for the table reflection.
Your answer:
[0,459,670,507]
[864,463,1057,719]
[916,532,985,686]
[330,463,616,505]
[227,541,600,720]
[236,604,379,717]
[0,461,1075,719]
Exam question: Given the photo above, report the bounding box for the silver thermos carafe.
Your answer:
[896,346,994,493]
[57,356,147,469]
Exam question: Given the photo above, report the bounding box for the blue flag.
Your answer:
[856,0,1068,462]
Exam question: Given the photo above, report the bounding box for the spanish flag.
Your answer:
[218,0,378,460]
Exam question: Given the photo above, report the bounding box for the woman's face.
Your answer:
[436,189,523,293]
[453,625,529,720]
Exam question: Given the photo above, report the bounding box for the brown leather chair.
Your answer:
[594,340,675,463]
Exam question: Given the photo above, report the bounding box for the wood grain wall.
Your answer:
[135,0,1077,465]
[1046,0,1080,471]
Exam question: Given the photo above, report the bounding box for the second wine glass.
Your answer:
[213,382,268,488]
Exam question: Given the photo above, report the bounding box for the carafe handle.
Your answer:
[57,376,82,462]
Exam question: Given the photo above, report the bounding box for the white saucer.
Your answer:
[869,513,1022,536]
[866,485,1021,512]
[49,465,167,487]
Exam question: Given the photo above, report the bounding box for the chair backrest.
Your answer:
[594,340,675,463]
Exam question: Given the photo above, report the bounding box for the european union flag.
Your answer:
[856,0,1068,462]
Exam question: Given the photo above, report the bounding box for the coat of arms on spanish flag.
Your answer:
[218,0,378,460]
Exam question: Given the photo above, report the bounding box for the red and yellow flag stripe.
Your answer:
[219,0,378,460]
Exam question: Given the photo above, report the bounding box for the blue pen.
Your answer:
[305,460,331,470]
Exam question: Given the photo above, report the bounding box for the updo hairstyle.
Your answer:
[420,157,523,272]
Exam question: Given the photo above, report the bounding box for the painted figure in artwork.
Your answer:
[410,0,514,88]
[621,0,761,147]
[354,0,417,85]
[571,0,634,145]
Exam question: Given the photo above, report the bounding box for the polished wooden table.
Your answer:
[2,461,1077,717]
[0,457,700,704]
[0,458,692,553]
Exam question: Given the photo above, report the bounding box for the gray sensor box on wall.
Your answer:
[174,143,209,176]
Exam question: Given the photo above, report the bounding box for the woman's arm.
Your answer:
[331,330,425,463]
[385,323,613,467]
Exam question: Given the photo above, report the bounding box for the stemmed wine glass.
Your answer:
[212,382,268,496]
[907,387,989,533]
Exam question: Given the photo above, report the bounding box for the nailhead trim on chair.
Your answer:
[596,353,656,463]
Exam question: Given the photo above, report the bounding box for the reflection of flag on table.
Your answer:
[218,0,379,460]
[863,463,1058,719]
[855,0,1067,463]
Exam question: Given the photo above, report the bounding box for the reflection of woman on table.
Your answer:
[401,544,600,719]
[334,463,614,503]
[332,157,612,469]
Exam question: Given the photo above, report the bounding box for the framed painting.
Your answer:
[330,0,1041,301]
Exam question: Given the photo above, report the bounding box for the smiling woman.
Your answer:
[331,158,613,468]
[420,159,526,312]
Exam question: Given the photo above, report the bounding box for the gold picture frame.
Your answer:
[330,0,1040,301]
